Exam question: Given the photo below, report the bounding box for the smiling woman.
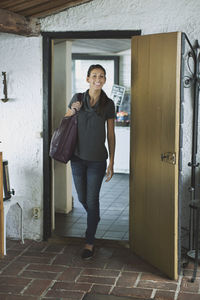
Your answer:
[64,63,116,259]
[72,54,119,97]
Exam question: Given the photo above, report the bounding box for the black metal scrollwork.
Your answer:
[183,34,200,281]
[183,36,199,170]
[184,51,195,88]
[184,35,200,196]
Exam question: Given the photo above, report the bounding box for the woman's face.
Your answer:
[87,68,106,91]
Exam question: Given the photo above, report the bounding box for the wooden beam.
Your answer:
[18,0,93,18]
[0,0,28,10]
[0,152,4,258]
[0,8,40,36]
[0,0,50,13]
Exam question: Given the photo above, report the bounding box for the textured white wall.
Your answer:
[0,33,43,240]
[1,0,199,240]
[41,0,200,40]
[119,50,131,91]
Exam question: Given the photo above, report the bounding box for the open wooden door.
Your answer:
[130,32,182,280]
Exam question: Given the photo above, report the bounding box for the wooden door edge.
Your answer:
[173,31,182,280]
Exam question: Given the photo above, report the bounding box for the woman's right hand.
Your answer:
[71,101,82,112]
[65,101,82,117]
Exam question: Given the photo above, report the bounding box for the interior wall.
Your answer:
[40,0,200,40]
[52,41,72,215]
[0,33,43,239]
[118,49,131,91]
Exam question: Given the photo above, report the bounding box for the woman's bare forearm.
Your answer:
[107,118,115,165]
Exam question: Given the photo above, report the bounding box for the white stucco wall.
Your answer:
[0,33,43,240]
[40,0,200,39]
[1,0,200,241]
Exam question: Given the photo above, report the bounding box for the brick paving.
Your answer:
[0,238,200,300]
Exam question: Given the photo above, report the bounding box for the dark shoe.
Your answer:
[81,247,95,260]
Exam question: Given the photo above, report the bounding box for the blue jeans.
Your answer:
[71,156,106,245]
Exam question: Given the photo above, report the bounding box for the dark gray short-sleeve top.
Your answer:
[69,89,115,161]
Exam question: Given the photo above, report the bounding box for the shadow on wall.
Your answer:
[6,167,42,240]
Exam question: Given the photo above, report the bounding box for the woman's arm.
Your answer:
[106,118,116,182]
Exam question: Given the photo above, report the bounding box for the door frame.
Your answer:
[42,30,141,240]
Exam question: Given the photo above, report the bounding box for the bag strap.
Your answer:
[77,92,83,103]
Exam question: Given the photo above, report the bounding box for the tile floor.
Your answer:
[1,173,199,300]
[0,238,200,300]
[55,173,129,241]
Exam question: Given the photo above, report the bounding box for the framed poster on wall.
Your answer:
[110,84,125,106]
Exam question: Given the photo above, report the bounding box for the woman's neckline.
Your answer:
[89,90,101,107]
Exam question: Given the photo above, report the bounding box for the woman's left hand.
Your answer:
[105,163,114,182]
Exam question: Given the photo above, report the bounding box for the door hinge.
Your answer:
[161,152,176,165]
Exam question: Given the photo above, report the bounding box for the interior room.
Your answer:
[53,38,131,241]
[2,2,200,296]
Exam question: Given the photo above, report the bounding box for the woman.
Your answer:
[65,64,115,259]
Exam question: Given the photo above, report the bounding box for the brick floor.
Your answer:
[0,238,200,300]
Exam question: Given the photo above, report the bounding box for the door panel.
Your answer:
[130,32,181,280]
[51,40,73,231]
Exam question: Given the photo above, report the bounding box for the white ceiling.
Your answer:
[55,39,131,54]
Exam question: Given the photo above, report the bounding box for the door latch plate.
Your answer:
[161,152,176,165]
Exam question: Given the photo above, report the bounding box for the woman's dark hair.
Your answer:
[87,64,108,117]
[87,64,106,77]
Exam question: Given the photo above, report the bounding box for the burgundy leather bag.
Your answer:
[49,94,82,163]
[49,113,78,163]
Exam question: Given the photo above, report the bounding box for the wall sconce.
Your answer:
[1,72,9,103]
